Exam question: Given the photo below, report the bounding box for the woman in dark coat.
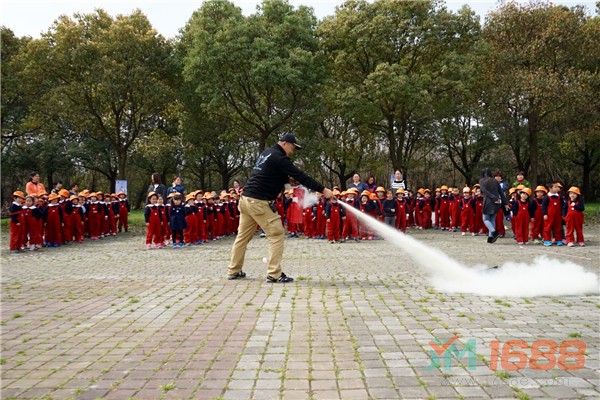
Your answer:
[147,173,167,203]
[479,168,506,243]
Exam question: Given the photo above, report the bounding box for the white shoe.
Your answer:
[567,242,574,247]
[462,232,466,236]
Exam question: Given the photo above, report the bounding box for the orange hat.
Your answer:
[440,185,448,191]
[516,184,525,191]
[360,190,371,197]
[473,183,480,188]
[520,188,532,197]
[167,192,179,199]
[534,186,547,193]
[508,188,517,195]
[555,182,563,188]
[424,188,431,193]
[332,189,341,196]
[204,192,213,199]
[111,193,118,198]
[79,192,88,198]
[59,189,70,198]
[369,193,378,200]
[463,187,471,193]
[118,191,126,196]
[39,190,49,196]
[435,188,441,193]
[417,188,425,195]
[347,188,358,194]
[185,194,195,202]
[69,195,78,201]
[396,188,405,194]
[147,191,157,199]
[375,186,385,193]
[48,193,59,201]
[340,190,346,196]
[12,191,25,199]
[567,186,581,196]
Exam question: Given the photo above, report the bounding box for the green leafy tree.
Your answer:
[181,0,326,151]
[17,9,177,184]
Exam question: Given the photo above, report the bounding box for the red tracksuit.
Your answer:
[495,207,506,236]
[438,195,450,229]
[61,200,72,243]
[195,202,207,242]
[407,198,415,227]
[44,204,63,245]
[474,196,486,234]
[418,198,433,229]
[395,199,408,232]
[145,204,163,245]
[459,197,475,233]
[342,198,359,239]
[314,200,326,238]
[530,197,544,240]
[71,205,84,243]
[184,204,198,244]
[302,207,314,238]
[512,199,536,244]
[118,198,130,232]
[107,201,118,235]
[565,198,584,244]
[543,194,564,242]
[215,203,225,237]
[24,206,44,246]
[9,202,24,250]
[205,203,216,239]
[326,201,343,241]
[231,200,240,233]
[434,195,441,227]
[450,195,461,230]
[275,197,285,226]
[87,202,102,239]
[160,205,170,241]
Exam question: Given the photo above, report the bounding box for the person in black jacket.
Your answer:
[227,134,333,283]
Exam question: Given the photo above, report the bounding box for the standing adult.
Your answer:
[167,176,185,197]
[347,174,369,193]
[365,176,377,192]
[51,181,63,195]
[479,168,506,243]
[70,183,80,196]
[494,171,508,194]
[147,173,167,202]
[25,172,46,196]
[232,180,242,194]
[512,171,532,189]
[390,170,407,192]
[227,134,333,282]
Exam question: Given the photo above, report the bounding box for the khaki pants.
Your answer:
[228,196,284,279]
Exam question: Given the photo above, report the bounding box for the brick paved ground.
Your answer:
[1,226,599,400]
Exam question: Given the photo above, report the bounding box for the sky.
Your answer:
[2,0,596,39]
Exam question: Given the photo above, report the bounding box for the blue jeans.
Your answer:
[482,213,497,237]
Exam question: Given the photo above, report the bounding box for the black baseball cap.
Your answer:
[279,134,302,149]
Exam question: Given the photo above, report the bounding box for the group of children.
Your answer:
[144,190,240,249]
[8,189,130,251]
[8,180,586,251]
[278,182,586,247]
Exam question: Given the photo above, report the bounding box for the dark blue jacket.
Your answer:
[382,199,397,217]
[170,204,188,230]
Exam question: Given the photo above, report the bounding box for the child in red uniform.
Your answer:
[565,187,585,247]
[59,189,72,244]
[145,192,164,249]
[433,188,441,229]
[511,188,536,245]
[342,188,360,242]
[158,195,169,245]
[194,191,207,243]
[437,185,451,231]
[302,201,314,239]
[24,195,44,250]
[44,193,63,247]
[395,189,409,233]
[543,183,565,246]
[87,193,102,239]
[530,186,546,243]
[359,191,376,240]
[418,189,433,229]
[70,195,85,243]
[184,194,198,245]
[375,187,386,223]
[313,193,326,239]
[9,191,26,251]
[204,193,216,240]
[326,190,344,243]
[95,192,107,237]
[450,187,461,232]
[473,185,486,235]
[117,191,130,232]
[458,187,476,236]
[107,194,119,236]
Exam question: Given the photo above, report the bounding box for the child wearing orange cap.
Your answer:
[542,183,565,246]
[145,192,164,250]
[418,189,433,229]
[511,188,537,245]
[375,187,386,223]
[565,187,585,247]
[205,194,217,240]
[473,185,487,235]
[58,189,72,244]
[195,192,208,243]
[9,191,26,251]
[458,187,476,236]
[108,194,119,236]
[394,189,409,233]
[23,195,44,250]
[530,186,547,243]
[359,191,376,240]
[325,190,344,243]
[342,188,360,242]
[438,186,451,230]
[433,188,441,229]
[44,193,63,247]
[69,195,85,243]
[302,200,315,239]
[313,192,326,239]
[86,193,102,240]
[117,191,130,232]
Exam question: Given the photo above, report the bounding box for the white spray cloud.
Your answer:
[339,202,599,297]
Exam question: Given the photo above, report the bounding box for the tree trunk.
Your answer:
[528,109,539,188]
[117,152,127,180]
[582,159,591,201]
[221,170,231,191]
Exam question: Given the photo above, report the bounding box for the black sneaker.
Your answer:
[267,272,294,283]
[227,271,247,280]
[489,230,499,243]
